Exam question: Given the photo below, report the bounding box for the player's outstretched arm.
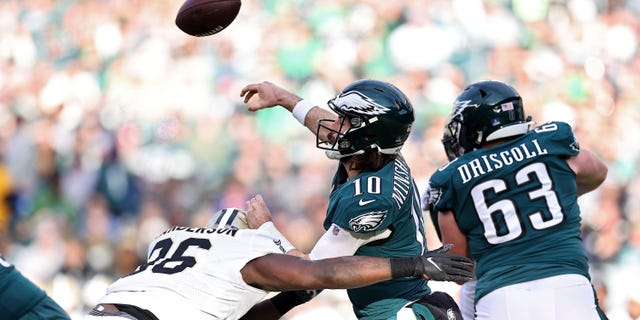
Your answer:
[240,81,337,138]
[243,244,473,291]
[240,248,474,319]
[242,254,393,291]
[239,254,393,320]
[240,254,474,320]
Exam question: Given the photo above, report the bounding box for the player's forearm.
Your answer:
[288,100,337,138]
[309,256,392,288]
[303,106,334,137]
[276,93,303,112]
[251,256,392,291]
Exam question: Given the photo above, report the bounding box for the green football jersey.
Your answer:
[325,157,430,319]
[429,121,590,303]
[0,255,69,319]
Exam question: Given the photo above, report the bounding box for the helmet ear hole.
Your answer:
[350,117,363,127]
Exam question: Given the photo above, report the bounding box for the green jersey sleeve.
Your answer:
[529,121,580,158]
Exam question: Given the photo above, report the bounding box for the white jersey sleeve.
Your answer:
[309,223,392,260]
[100,226,289,320]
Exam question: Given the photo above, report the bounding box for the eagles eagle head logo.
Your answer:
[349,211,387,232]
[330,91,391,116]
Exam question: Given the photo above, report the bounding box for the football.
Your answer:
[175,0,241,37]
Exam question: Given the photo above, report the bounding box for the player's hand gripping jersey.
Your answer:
[326,157,430,318]
[99,223,292,320]
[429,121,590,303]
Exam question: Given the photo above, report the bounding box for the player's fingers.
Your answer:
[240,83,257,95]
[242,91,256,104]
[449,255,474,265]
[448,269,474,282]
[436,244,454,253]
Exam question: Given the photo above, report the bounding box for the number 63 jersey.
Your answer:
[99,225,290,320]
[428,121,591,303]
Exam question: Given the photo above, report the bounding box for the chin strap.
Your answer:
[324,149,365,160]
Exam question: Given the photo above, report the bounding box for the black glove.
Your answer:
[390,244,474,283]
[420,244,474,282]
[270,289,323,315]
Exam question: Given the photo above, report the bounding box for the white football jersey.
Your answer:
[99,224,292,320]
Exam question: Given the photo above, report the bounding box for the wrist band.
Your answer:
[390,256,423,278]
[292,99,316,125]
[259,222,295,252]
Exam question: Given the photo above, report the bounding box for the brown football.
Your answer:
[175,0,241,37]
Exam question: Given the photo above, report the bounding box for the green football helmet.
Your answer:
[317,79,415,159]
[442,80,533,159]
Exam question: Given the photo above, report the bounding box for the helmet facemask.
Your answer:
[316,115,378,160]
[315,79,415,160]
[442,120,463,160]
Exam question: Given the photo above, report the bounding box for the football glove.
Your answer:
[420,244,474,282]
[390,244,474,283]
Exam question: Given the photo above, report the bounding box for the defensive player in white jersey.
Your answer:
[86,195,474,320]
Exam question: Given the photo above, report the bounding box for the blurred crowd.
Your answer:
[0,0,639,319]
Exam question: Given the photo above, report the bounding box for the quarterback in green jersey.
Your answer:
[428,80,609,320]
[241,80,469,320]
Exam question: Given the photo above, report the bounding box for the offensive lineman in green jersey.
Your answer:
[240,80,466,320]
[427,80,609,320]
[0,255,71,320]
